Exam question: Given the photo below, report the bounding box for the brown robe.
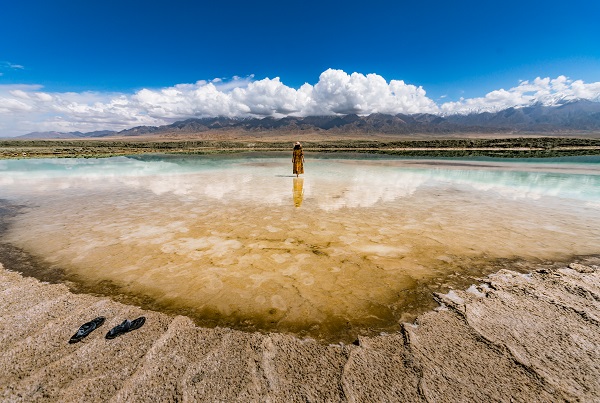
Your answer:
[292,148,304,175]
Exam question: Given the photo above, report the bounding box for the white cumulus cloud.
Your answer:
[440,75,600,114]
[1,70,600,136]
[307,69,438,115]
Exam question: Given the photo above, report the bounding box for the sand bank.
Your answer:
[1,257,599,402]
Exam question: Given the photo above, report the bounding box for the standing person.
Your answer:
[292,142,304,177]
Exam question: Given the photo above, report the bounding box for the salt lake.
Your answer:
[1,153,599,340]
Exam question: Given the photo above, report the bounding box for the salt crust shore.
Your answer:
[1,259,599,402]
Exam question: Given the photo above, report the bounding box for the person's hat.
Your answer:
[295,141,301,145]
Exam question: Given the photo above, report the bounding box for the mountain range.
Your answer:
[13,99,600,139]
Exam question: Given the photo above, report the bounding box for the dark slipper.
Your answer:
[105,316,146,339]
[69,316,106,344]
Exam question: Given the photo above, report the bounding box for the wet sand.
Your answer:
[2,257,599,402]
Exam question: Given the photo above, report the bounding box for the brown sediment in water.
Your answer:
[0,228,580,340]
[1,155,599,342]
[0,193,597,344]
[1,258,599,401]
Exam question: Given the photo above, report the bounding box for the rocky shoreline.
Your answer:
[2,257,599,402]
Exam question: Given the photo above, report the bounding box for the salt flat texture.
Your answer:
[1,154,599,338]
[1,259,599,401]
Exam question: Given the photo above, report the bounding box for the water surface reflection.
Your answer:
[293,178,304,207]
[1,154,599,340]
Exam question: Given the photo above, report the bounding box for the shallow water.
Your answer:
[1,153,599,340]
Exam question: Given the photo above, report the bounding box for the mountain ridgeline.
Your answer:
[15,99,600,139]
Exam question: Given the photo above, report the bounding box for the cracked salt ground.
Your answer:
[2,260,600,401]
[0,154,599,340]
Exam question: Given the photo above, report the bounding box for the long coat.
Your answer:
[292,148,304,175]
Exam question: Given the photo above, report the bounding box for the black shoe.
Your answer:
[105,317,146,339]
[69,317,106,344]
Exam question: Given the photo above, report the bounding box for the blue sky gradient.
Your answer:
[3,0,599,97]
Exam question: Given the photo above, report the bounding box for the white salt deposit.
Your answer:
[443,290,465,305]
[466,285,487,298]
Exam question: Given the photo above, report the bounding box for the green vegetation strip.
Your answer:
[1,137,600,159]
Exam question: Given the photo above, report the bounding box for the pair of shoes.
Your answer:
[69,317,106,343]
[105,317,146,339]
[69,316,146,343]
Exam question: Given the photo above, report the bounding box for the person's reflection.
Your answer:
[293,177,304,207]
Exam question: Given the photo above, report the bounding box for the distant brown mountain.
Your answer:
[13,99,600,139]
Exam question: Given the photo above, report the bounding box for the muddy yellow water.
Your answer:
[1,154,599,340]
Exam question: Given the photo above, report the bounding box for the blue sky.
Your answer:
[1,0,600,135]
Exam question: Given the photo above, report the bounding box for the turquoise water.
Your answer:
[1,154,599,340]
[2,154,599,204]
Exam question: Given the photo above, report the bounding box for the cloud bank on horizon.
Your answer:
[2,69,600,136]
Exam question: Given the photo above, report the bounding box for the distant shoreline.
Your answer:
[2,135,600,159]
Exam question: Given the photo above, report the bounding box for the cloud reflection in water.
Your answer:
[1,154,599,340]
